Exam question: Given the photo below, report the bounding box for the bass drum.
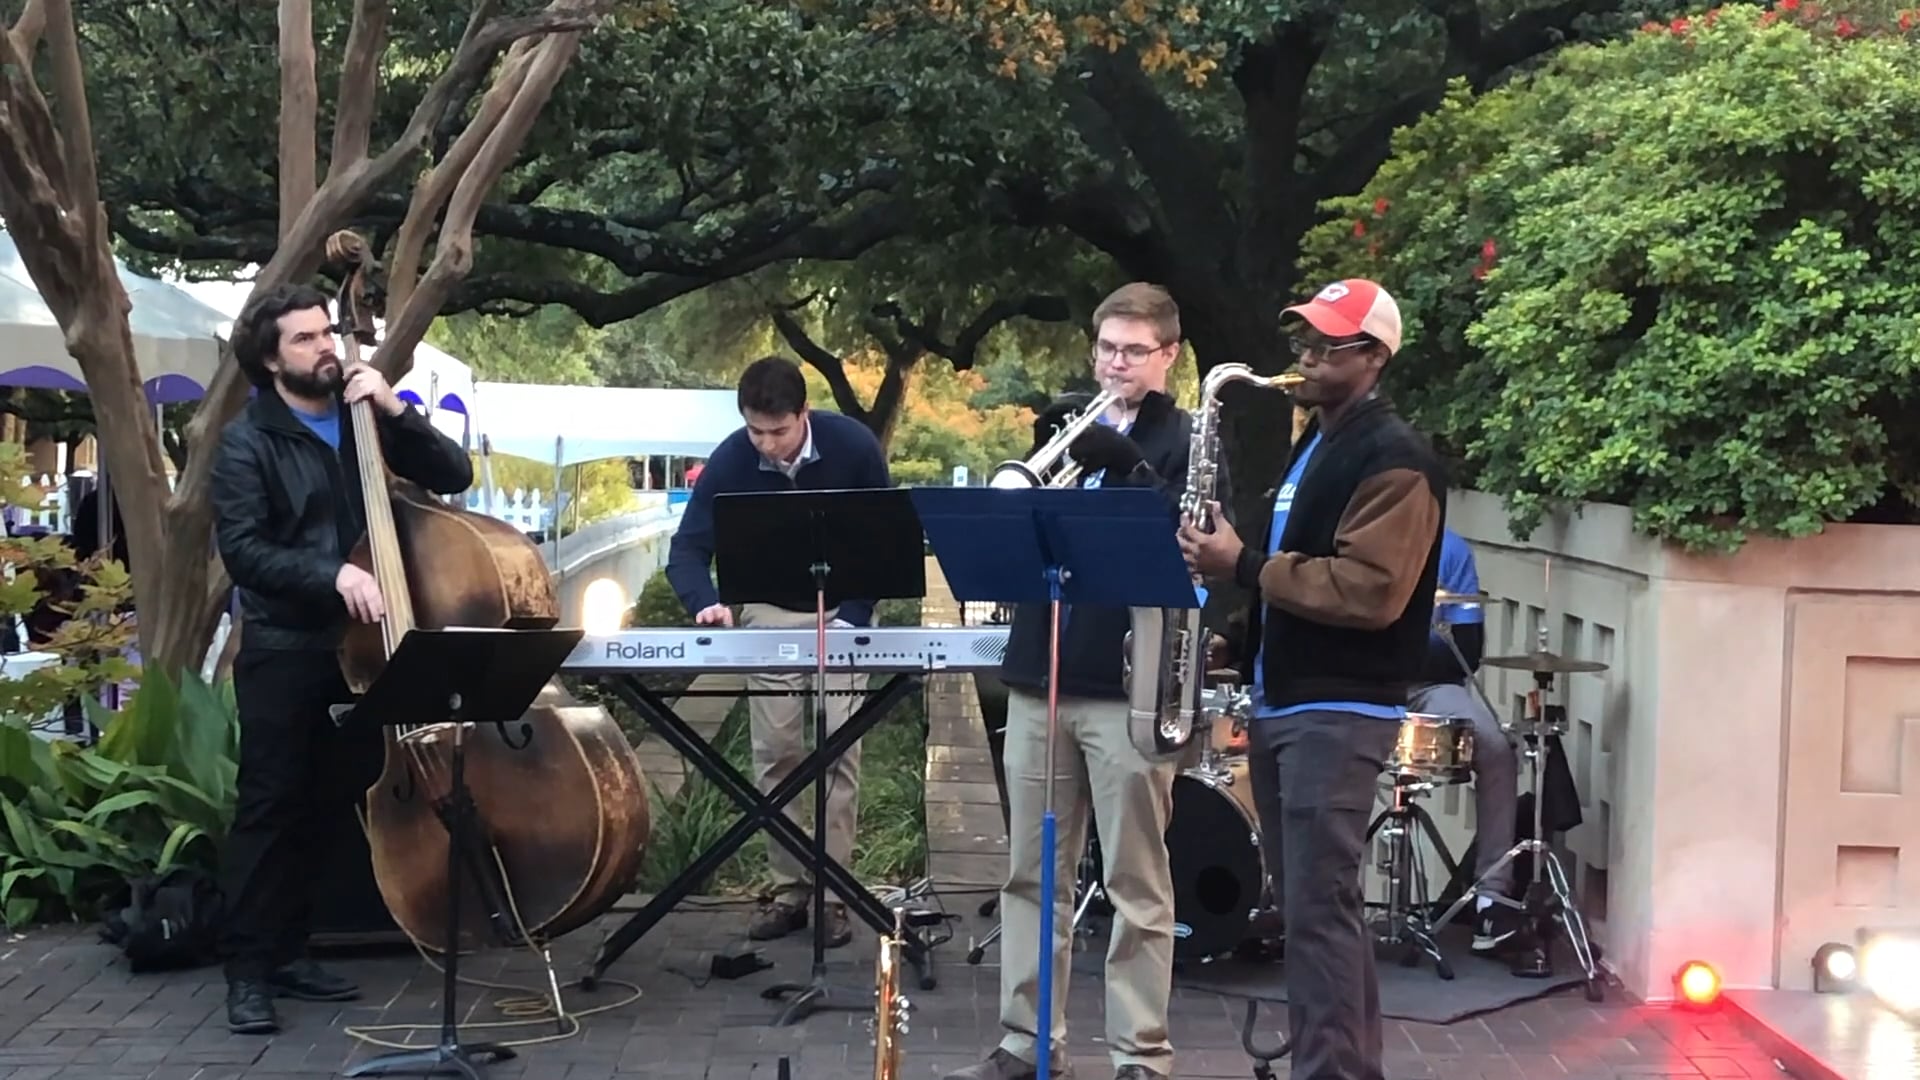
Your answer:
[1165,759,1267,962]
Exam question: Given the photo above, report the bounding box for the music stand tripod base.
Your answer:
[337,627,581,1079]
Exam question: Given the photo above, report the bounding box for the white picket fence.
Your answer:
[465,487,555,532]
[6,475,72,533]
[462,488,670,534]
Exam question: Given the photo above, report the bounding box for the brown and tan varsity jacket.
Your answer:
[1228,395,1446,710]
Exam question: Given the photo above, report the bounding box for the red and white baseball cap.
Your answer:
[1281,279,1403,356]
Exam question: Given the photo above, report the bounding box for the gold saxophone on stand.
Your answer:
[872,907,909,1079]
[1122,366,1305,760]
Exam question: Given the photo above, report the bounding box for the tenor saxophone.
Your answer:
[1122,365,1303,761]
[872,907,909,1079]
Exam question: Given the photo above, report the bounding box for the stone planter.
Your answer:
[1437,490,1920,1001]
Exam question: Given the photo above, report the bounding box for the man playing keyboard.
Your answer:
[665,356,893,947]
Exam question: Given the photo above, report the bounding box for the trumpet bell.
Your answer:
[988,461,1045,489]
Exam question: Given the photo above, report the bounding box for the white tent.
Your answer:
[174,275,477,443]
[472,382,738,466]
[0,231,231,402]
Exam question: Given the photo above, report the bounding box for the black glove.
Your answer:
[1029,393,1095,456]
[1068,422,1145,477]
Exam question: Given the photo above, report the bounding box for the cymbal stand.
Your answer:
[1428,631,1604,1003]
[966,833,1105,965]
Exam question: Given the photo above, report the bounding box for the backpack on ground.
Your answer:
[98,866,222,973]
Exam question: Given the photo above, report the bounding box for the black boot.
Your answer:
[227,979,279,1035]
[268,958,361,1002]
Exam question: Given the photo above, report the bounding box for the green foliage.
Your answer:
[1300,5,1920,550]
[629,567,688,630]
[0,669,238,927]
[0,445,139,724]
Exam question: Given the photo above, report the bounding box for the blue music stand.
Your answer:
[911,485,1196,1080]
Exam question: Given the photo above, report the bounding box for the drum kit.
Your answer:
[1169,586,1609,1003]
[1426,618,1608,1002]
[967,582,1608,1004]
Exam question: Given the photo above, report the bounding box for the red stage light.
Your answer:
[1675,960,1722,1007]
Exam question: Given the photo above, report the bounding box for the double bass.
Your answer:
[325,231,650,953]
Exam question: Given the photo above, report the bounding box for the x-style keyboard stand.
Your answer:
[576,673,940,992]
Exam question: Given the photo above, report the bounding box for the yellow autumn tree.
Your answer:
[802,353,1033,485]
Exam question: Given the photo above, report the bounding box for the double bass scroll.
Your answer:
[328,230,651,954]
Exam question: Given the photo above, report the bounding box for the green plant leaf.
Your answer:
[157,823,208,871]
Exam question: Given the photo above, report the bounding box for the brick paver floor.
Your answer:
[0,899,1789,1079]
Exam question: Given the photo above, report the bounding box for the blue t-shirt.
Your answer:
[1431,530,1484,648]
[291,401,342,451]
[1251,433,1404,723]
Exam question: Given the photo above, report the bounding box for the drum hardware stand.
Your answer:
[1428,628,1606,1003]
[966,835,1106,965]
[1364,775,1458,980]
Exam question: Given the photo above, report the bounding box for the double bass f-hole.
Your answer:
[493,720,532,751]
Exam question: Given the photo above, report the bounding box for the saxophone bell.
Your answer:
[872,907,909,1080]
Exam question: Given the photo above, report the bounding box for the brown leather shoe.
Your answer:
[943,1048,1075,1080]
[748,898,807,941]
[824,903,852,949]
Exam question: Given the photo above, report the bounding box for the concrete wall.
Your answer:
[1431,490,1920,1001]
[544,505,682,629]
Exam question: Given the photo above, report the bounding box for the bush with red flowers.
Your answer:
[1300,4,1920,551]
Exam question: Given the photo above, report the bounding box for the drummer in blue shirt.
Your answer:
[1411,529,1523,954]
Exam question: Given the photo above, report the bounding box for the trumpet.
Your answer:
[988,387,1127,490]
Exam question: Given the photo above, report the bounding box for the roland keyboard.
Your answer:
[562,626,1009,675]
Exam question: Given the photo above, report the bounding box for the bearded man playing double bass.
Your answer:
[210,283,473,1035]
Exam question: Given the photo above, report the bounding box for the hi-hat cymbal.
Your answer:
[1435,590,1493,605]
[1481,649,1610,675]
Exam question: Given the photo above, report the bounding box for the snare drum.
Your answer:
[1165,759,1267,961]
[1387,712,1475,783]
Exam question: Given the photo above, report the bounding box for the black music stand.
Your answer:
[712,488,926,1026]
[909,485,1195,1080]
[335,627,582,1080]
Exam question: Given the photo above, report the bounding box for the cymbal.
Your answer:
[1481,649,1610,675]
[1435,590,1493,605]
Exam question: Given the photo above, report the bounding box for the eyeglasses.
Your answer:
[1093,341,1168,364]
[1288,337,1373,358]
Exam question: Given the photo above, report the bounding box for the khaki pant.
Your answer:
[996,688,1177,1075]
[740,603,868,905]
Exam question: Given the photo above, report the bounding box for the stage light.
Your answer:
[1812,942,1858,993]
[1674,960,1722,1008]
[1859,933,1920,1016]
[581,577,628,635]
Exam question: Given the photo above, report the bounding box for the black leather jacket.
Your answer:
[210,389,473,651]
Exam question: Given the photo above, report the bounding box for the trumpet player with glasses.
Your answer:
[1181,278,1446,1080]
[949,283,1227,1080]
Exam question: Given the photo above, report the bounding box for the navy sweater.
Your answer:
[665,410,893,626]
